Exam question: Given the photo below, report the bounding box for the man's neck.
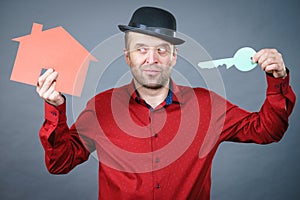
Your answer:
[134,79,170,109]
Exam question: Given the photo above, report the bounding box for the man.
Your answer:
[36,6,296,200]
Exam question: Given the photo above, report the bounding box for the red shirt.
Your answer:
[39,74,295,200]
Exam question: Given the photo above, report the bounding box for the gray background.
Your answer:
[1,0,299,199]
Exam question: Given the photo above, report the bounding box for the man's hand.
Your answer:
[252,48,287,78]
[36,68,65,106]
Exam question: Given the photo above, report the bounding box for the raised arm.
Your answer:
[36,68,92,174]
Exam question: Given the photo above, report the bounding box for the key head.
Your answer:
[233,47,257,72]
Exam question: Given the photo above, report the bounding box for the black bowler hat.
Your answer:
[118,7,185,45]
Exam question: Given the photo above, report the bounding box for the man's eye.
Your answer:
[157,47,167,54]
[137,47,148,53]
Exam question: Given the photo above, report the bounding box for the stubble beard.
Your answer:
[131,65,172,90]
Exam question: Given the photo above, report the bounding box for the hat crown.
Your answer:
[128,7,177,31]
[118,6,185,45]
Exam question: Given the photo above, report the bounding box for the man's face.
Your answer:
[124,32,177,89]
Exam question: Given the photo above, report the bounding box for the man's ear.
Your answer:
[124,48,131,66]
[171,47,178,67]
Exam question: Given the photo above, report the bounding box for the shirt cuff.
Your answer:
[44,101,67,124]
[266,69,290,96]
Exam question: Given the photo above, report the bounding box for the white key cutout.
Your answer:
[198,47,257,72]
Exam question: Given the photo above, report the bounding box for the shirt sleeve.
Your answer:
[219,71,296,144]
[39,100,95,174]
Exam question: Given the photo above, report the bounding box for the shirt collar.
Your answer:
[127,79,185,106]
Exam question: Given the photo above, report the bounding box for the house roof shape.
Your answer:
[10,23,98,96]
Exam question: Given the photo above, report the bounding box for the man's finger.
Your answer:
[42,81,56,100]
[252,49,265,63]
[260,56,277,70]
[38,71,58,97]
[37,68,54,87]
[264,64,278,73]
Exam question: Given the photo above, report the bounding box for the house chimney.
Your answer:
[31,23,43,34]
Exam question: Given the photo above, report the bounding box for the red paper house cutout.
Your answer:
[10,23,98,96]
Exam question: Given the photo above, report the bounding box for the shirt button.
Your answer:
[50,111,57,116]
[155,157,160,163]
[154,133,158,138]
[156,183,161,189]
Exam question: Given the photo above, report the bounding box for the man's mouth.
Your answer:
[142,65,162,76]
[143,69,161,76]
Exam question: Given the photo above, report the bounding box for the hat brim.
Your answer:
[118,25,185,45]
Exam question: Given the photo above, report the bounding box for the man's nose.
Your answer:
[146,49,158,64]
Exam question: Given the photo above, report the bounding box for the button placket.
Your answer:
[150,110,161,170]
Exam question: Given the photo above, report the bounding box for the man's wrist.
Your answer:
[44,96,67,123]
[266,68,289,79]
[266,68,290,95]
